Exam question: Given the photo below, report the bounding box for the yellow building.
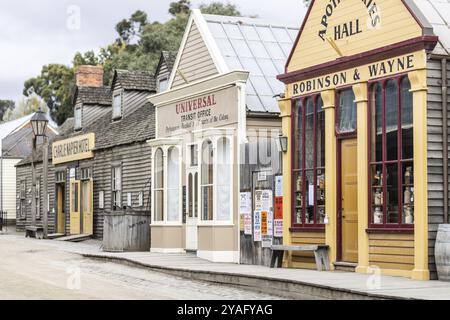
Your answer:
[277,0,450,280]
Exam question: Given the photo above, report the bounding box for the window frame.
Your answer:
[112,92,123,120]
[291,93,326,231]
[368,73,414,232]
[35,176,41,220]
[335,87,358,137]
[111,165,122,210]
[74,106,82,130]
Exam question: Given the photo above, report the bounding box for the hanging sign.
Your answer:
[254,211,262,242]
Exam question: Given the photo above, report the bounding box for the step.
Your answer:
[334,262,357,272]
[47,233,65,240]
[56,234,92,242]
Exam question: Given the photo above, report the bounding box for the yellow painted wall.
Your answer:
[288,0,422,72]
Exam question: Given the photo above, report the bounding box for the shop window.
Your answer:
[293,95,326,228]
[167,147,180,222]
[201,140,214,221]
[217,138,231,221]
[337,89,357,134]
[112,166,122,209]
[75,107,82,130]
[154,148,164,222]
[369,76,414,229]
[113,93,122,120]
[35,176,41,219]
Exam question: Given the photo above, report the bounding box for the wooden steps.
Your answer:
[47,233,65,240]
[334,262,357,272]
[56,234,92,243]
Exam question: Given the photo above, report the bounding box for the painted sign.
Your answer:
[254,211,262,242]
[52,133,95,165]
[157,86,238,137]
[288,51,426,97]
[287,0,423,72]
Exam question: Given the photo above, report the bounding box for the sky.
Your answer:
[0,0,306,104]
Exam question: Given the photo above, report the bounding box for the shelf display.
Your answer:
[295,174,302,224]
[403,166,414,224]
[317,173,325,224]
[373,170,383,224]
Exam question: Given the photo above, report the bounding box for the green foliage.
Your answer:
[0,100,15,122]
[3,95,48,122]
[23,0,244,126]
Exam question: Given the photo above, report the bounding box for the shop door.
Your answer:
[56,184,65,234]
[69,180,81,235]
[340,139,358,263]
[186,170,199,251]
[81,179,94,235]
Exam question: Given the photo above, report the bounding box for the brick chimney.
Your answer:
[76,65,104,87]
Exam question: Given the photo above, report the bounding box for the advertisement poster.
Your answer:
[240,192,252,214]
[254,211,262,242]
[275,175,283,197]
[244,213,253,235]
[254,191,263,211]
[261,190,272,211]
[274,196,283,220]
[261,211,268,235]
[267,211,273,236]
[274,219,283,238]
[262,235,273,248]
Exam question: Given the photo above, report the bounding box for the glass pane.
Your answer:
[316,169,325,224]
[294,171,303,224]
[202,186,213,221]
[256,27,276,42]
[201,141,213,184]
[217,138,231,221]
[240,25,259,41]
[258,59,279,77]
[248,41,269,59]
[223,23,243,39]
[402,163,414,224]
[371,164,383,224]
[167,148,180,222]
[305,98,314,169]
[272,27,291,43]
[294,100,303,170]
[371,83,383,162]
[386,80,399,161]
[155,190,164,221]
[338,89,357,133]
[240,57,263,76]
[82,182,89,212]
[194,173,199,218]
[316,97,325,168]
[264,42,285,60]
[207,22,227,38]
[188,174,193,218]
[216,39,236,57]
[305,170,314,224]
[401,77,413,160]
[386,164,399,224]
[230,39,253,58]
[72,183,78,212]
[249,76,273,95]
[224,56,242,70]
[273,59,285,74]
[154,149,164,188]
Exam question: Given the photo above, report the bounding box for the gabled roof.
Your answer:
[412,0,450,56]
[155,51,177,77]
[73,86,112,106]
[112,70,156,92]
[0,113,57,142]
[169,9,299,114]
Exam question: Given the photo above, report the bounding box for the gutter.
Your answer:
[443,58,449,224]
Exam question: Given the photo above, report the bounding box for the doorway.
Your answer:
[69,180,81,235]
[81,179,94,235]
[56,184,65,234]
[186,169,199,251]
[339,138,358,263]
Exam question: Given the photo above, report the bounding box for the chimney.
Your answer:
[76,65,104,87]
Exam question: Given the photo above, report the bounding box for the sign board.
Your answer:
[52,133,95,165]
[157,86,239,137]
[257,171,267,182]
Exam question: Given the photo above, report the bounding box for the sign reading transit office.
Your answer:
[52,133,95,165]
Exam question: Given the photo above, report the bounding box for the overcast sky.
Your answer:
[0,1,306,103]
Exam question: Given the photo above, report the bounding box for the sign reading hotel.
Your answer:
[288,51,426,97]
[52,133,95,165]
[158,87,238,137]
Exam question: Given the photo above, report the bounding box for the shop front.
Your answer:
[277,0,449,280]
[52,133,95,236]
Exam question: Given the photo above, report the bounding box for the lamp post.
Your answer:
[30,108,48,238]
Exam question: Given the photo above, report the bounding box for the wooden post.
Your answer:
[31,137,36,227]
[43,136,48,238]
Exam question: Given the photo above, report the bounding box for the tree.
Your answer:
[169,0,191,16]
[0,100,15,122]
[115,10,148,45]
[199,2,241,16]
[3,95,48,121]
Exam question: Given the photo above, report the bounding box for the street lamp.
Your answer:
[276,135,289,153]
[31,108,49,238]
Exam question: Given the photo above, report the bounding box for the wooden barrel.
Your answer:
[435,224,450,281]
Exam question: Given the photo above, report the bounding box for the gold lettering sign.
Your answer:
[52,133,95,165]
[288,50,426,97]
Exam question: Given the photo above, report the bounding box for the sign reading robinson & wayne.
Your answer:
[52,133,95,165]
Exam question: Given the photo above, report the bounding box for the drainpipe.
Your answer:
[442,58,448,224]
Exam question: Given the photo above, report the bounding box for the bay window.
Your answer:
[154,148,164,222]
[293,95,326,228]
[167,147,180,222]
[201,140,214,221]
[369,76,414,229]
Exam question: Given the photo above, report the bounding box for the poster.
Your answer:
[244,213,252,235]
[254,191,263,211]
[262,235,273,248]
[274,219,283,238]
[240,192,252,214]
[261,211,268,235]
[267,211,273,236]
[261,190,272,212]
[254,211,262,242]
[274,197,283,220]
[275,176,283,197]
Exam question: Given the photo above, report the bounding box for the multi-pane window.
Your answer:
[201,140,214,221]
[293,95,326,227]
[19,180,26,219]
[113,94,122,120]
[35,176,41,219]
[369,76,414,228]
[112,166,122,209]
[154,148,164,222]
[337,89,357,134]
[75,107,82,130]
[80,168,92,180]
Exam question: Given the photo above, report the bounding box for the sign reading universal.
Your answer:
[52,133,95,165]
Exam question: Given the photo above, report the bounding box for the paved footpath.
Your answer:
[2,232,450,300]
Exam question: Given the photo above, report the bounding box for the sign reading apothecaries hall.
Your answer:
[52,133,95,165]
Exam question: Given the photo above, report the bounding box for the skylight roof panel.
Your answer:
[260,95,279,113]
[247,41,270,59]
[207,22,227,38]
[240,25,260,41]
[272,27,292,43]
[434,25,450,52]
[241,57,263,76]
[250,75,274,96]
[216,38,236,57]
[230,39,253,58]
[223,23,244,39]
[273,59,286,74]
[246,94,265,112]
[280,43,294,57]
[258,59,279,77]
[287,28,299,41]
[224,56,243,70]
[413,0,444,24]
[264,42,286,60]
[267,78,285,94]
[433,1,450,25]
[256,26,276,42]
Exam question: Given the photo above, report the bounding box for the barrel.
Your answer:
[435,224,450,281]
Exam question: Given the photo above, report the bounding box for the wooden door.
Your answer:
[340,139,358,263]
[69,180,81,235]
[57,185,65,234]
[81,179,94,235]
